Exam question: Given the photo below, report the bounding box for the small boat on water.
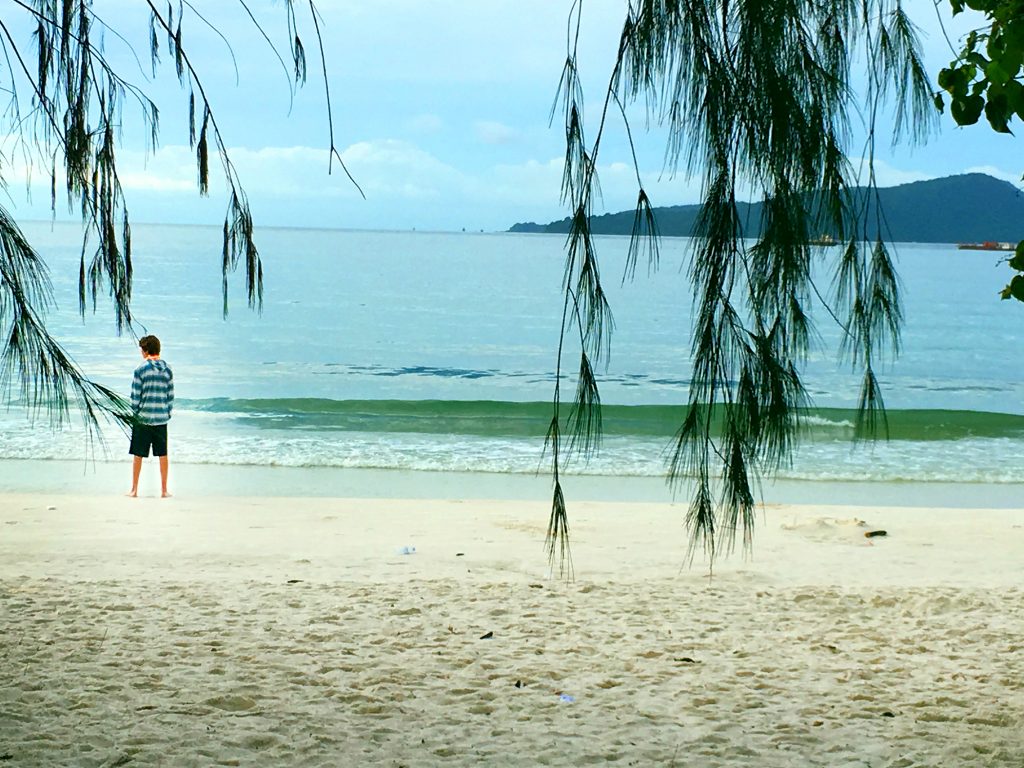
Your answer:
[956,241,1017,251]
[808,233,839,246]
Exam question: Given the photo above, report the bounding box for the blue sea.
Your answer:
[2,221,1023,496]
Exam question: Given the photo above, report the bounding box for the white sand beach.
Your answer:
[2,490,1023,767]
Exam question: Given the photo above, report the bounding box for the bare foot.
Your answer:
[125,490,138,498]
[161,491,172,498]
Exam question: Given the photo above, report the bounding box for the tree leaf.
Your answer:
[967,51,991,69]
[985,59,1010,85]
[951,93,985,125]
[1010,241,1024,270]
[999,45,1023,78]
[1004,79,1024,117]
[1005,18,1024,50]
[1011,274,1024,302]
[984,93,1013,132]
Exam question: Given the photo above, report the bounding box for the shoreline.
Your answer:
[3,456,1023,509]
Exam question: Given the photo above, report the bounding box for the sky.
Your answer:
[3,0,1018,233]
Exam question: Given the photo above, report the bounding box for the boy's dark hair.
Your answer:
[139,335,161,356]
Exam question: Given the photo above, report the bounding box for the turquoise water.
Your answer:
[3,222,1023,485]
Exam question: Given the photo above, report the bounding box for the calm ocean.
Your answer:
[3,221,1023,487]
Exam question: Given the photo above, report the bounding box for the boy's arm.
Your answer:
[131,367,142,413]
[166,368,174,417]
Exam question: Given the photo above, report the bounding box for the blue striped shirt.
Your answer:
[131,359,174,425]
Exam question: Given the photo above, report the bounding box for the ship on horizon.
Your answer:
[956,241,1017,251]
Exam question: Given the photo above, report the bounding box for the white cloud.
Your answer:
[474,121,519,145]
[406,114,444,134]
[118,173,196,192]
[5,124,1013,234]
[840,158,934,189]
[100,142,442,202]
[118,146,197,192]
[0,139,199,198]
[337,139,467,199]
[964,166,1024,187]
[480,156,704,224]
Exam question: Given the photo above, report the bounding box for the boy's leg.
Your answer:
[128,456,143,497]
[152,424,170,498]
[159,455,170,498]
[127,423,150,497]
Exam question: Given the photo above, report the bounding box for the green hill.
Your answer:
[509,173,1024,243]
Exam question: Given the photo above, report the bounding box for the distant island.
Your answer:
[509,173,1024,244]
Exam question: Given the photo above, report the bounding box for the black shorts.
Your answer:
[129,423,168,457]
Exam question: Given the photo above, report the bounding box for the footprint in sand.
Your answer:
[204,694,258,712]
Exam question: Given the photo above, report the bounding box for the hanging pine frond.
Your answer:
[0,1,350,435]
[549,0,937,573]
[0,204,132,444]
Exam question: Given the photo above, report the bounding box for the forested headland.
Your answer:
[510,173,1024,243]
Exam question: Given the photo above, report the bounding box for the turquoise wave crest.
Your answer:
[181,398,1024,442]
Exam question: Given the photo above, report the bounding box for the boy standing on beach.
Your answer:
[127,335,174,498]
